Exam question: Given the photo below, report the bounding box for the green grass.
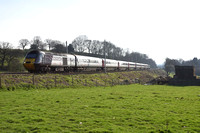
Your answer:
[0,85,200,133]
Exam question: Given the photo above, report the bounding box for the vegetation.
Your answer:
[0,70,166,90]
[164,58,200,75]
[0,42,26,71]
[0,84,200,132]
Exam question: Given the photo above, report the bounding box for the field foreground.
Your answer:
[0,85,200,132]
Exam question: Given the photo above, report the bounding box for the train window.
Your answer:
[90,60,98,63]
[122,63,128,65]
[37,53,44,63]
[26,53,37,58]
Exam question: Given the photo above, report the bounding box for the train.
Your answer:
[23,50,150,73]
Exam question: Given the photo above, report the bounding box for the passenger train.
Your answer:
[23,50,150,73]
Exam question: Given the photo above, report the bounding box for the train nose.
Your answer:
[23,59,35,71]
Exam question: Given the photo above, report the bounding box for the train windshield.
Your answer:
[26,53,37,58]
[37,53,44,63]
[25,50,44,63]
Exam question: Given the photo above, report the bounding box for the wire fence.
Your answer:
[0,74,141,90]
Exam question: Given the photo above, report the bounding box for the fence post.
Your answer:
[55,76,57,87]
[32,74,35,86]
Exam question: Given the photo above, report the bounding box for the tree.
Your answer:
[51,43,66,53]
[0,42,13,69]
[104,41,115,59]
[30,36,46,50]
[6,49,24,68]
[85,40,92,53]
[45,39,53,50]
[90,40,103,55]
[164,58,181,74]
[68,44,74,53]
[30,44,39,50]
[19,39,29,50]
[50,40,65,53]
[71,35,88,52]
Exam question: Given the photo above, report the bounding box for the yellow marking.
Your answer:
[23,59,35,71]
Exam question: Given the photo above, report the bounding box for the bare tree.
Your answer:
[85,40,92,53]
[30,36,46,50]
[103,41,115,59]
[71,35,88,52]
[45,39,53,50]
[19,39,29,50]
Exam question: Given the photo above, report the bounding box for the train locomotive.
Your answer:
[23,50,150,73]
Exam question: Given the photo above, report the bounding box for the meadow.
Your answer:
[0,84,200,133]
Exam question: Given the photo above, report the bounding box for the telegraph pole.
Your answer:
[66,41,68,54]
[104,40,106,73]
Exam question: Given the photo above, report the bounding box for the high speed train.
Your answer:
[23,50,150,73]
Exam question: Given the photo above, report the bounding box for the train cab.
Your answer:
[23,50,45,72]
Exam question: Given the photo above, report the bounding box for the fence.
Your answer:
[0,74,141,90]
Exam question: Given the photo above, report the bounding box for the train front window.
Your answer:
[26,53,37,58]
[36,53,44,63]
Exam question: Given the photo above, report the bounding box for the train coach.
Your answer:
[23,50,150,73]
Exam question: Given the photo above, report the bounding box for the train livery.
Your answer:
[23,50,150,73]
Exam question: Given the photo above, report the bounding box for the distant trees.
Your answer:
[44,39,53,50]
[6,49,24,70]
[30,36,47,50]
[0,42,13,69]
[19,39,29,50]
[71,36,157,68]
[68,44,74,53]
[164,57,200,75]
[71,35,88,53]
[90,40,102,55]
[51,44,66,53]
[0,42,24,71]
[124,52,157,68]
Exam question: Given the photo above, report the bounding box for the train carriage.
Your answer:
[75,55,102,71]
[104,59,119,71]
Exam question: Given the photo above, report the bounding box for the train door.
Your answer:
[63,58,67,66]
[102,59,105,70]
[74,55,78,71]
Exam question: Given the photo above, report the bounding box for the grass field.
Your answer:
[0,85,200,133]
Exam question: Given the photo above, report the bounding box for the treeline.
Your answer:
[0,35,157,71]
[164,57,200,75]
[0,42,26,71]
[71,36,157,68]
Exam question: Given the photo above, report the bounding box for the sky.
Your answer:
[0,0,200,65]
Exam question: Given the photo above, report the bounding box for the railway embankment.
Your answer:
[0,69,167,90]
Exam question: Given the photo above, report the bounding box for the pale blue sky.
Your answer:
[1,0,200,64]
